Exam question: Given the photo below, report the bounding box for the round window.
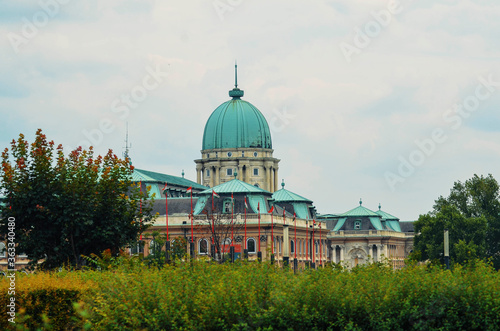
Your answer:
[253,152,258,157]
[227,152,232,157]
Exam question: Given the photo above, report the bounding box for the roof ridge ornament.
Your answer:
[379,203,381,210]
[229,62,244,99]
[359,198,362,206]
[281,179,285,189]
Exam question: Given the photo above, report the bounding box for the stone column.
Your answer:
[215,167,220,186]
[368,245,373,261]
[265,167,271,191]
[283,225,289,259]
[196,166,202,184]
[331,245,337,264]
[376,244,383,261]
[270,167,274,192]
[339,245,345,262]
[210,167,214,188]
[274,168,279,192]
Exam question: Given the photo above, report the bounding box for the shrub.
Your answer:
[0,271,95,330]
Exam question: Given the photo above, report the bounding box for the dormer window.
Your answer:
[354,221,361,230]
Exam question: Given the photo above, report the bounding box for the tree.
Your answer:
[412,174,499,267]
[197,210,244,261]
[413,204,487,265]
[0,129,155,269]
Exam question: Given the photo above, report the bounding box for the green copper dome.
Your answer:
[202,65,272,150]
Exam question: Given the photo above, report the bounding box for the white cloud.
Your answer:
[1,0,500,220]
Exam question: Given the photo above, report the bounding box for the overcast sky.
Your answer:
[1,0,500,221]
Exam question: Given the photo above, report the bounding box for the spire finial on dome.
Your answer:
[235,61,238,88]
[379,203,381,210]
[229,63,244,99]
[359,198,362,206]
[281,179,285,189]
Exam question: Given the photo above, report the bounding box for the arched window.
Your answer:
[199,239,208,254]
[254,183,260,188]
[247,238,256,254]
[290,240,295,254]
[354,220,361,230]
[223,198,232,213]
[150,240,161,255]
[130,241,144,255]
[315,241,319,254]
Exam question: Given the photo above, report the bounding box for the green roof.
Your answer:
[272,188,312,203]
[132,168,207,190]
[376,209,399,220]
[341,200,380,217]
[199,179,270,195]
[202,94,272,150]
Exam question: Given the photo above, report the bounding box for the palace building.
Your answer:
[0,66,414,271]
[135,65,414,268]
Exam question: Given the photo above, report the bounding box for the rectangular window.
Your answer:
[206,169,210,177]
[226,168,233,176]
[253,168,259,176]
[242,151,245,157]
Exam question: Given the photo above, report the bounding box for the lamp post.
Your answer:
[444,229,450,270]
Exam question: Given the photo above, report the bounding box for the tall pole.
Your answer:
[312,220,315,268]
[258,202,261,252]
[231,193,234,244]
[244,196,248,259]
[211,190,214,245]
[444,229,450,270]
[293,213,297,273]
[306,220,308,264]
[319,222,322,267]
[190,189,193,243]
[294,214,297,260]
[211,190,215,259]
[271,209,274,255]
[163,183,170,263]
[165,184,169,241]
[139,181,142,241]
[244,197,247,249]
[190,188,194,258]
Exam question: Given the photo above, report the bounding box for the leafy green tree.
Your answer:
[413,205,487,265]
[413,174,499,267]
[0,129,155,269]
[143,231,167,267]
[171,236,188,260]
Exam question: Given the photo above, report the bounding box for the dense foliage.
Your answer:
[0,271,95,330]
[413,174,500,268]
[0,129,155,269]
[1,259,499,330]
